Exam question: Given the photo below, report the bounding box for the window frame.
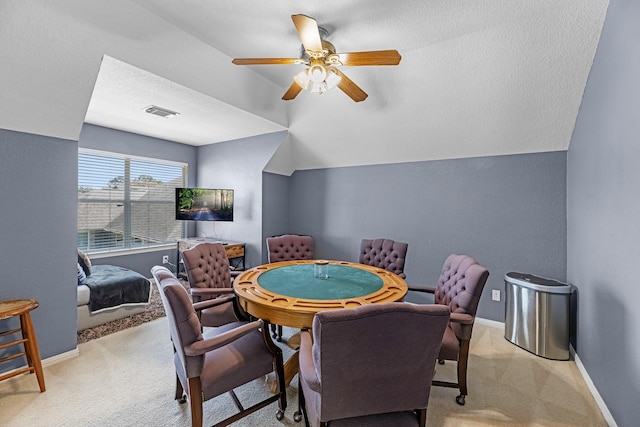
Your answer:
[77,148,187,255]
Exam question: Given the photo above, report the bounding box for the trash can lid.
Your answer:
[504,272,571,294]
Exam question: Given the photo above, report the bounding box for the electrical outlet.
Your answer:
[162,255,169,264]
[492,289,501,301]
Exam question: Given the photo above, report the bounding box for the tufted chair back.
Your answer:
[358,238,408,279]
[266,234,315,263]
[181,243,244,327]
[182,242,231,290]
[434,254,488,326]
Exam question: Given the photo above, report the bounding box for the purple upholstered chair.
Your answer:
[266,234,315,263]
[150,266,286,427]
[295,303,450,427]
[181,242,246,327]
[266,234,315,340]
[408,254,489,405]
[359,238,408,279]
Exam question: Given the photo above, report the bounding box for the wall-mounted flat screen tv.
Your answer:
[175,188,234,221]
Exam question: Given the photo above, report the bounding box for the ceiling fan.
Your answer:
[232,14,402,102]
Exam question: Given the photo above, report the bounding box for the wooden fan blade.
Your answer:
[337,50,402,66]
[333,68,368,102]
[232,58,302,65]
[282,81,304,100]
[292,14,323,53]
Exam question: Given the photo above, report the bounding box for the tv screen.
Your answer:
[175,188,234,221]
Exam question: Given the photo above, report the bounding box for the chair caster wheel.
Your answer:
[456,394,466,405]
[438,359,445,365]
[178,394,187,404]
[276,410,285,421]
[293,411,302,422]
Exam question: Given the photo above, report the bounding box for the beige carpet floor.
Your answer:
[1,319,608,426]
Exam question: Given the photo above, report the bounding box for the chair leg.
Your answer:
[293,375,305,423]
[456,339,471,405]
[175,374,186,403]
[260,320,287,419]
[275,350,287,416]
[270,323,283,341]
[188,377,203,427]
[432,340,471,405]
[21,312,45,392]
[416,408,427,427]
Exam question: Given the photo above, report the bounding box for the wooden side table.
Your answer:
[0,299,46,392]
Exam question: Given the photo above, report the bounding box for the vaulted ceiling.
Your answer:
[0,0,608,175]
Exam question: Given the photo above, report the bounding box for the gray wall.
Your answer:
[567,0,640,424]
[0,124,197,370]
[196,131,287,267]
[262,172,290,264]
[1,129,77,363]
[288,152,567,322]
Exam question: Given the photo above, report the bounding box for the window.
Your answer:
[78,149,187,253]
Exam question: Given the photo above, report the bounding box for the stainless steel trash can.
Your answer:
[504,272,571,360]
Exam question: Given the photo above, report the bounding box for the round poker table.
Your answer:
[233,260,408,329]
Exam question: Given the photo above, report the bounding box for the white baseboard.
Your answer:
[2,347,79,380]
[42,347,80,368]
[572,347,617,427]
[475,316,505,330]
[476,317,616,426]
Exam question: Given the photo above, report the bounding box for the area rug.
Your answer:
[76,278,187,344]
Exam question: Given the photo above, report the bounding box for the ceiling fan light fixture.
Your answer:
[294,70,310,89]
[294,65,340,95]
[308,64,327,83]
[325,69,341,90]
[309,81,327,95]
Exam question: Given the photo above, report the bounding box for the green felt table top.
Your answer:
[257,264,384,300]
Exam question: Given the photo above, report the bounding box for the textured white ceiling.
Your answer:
[0,0,609,174]
[85,56,286,145]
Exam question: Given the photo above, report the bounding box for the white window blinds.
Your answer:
[78,149,187,253]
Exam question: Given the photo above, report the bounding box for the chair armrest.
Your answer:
[299,330,321,393]
[449,313,475,341]
[190,287,234,297]
[192,294,236,312]
[406,285,436,294]
[184,319,263,356]
[449,312,474,325]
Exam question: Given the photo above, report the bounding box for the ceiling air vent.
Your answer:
[143,105,180,118]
